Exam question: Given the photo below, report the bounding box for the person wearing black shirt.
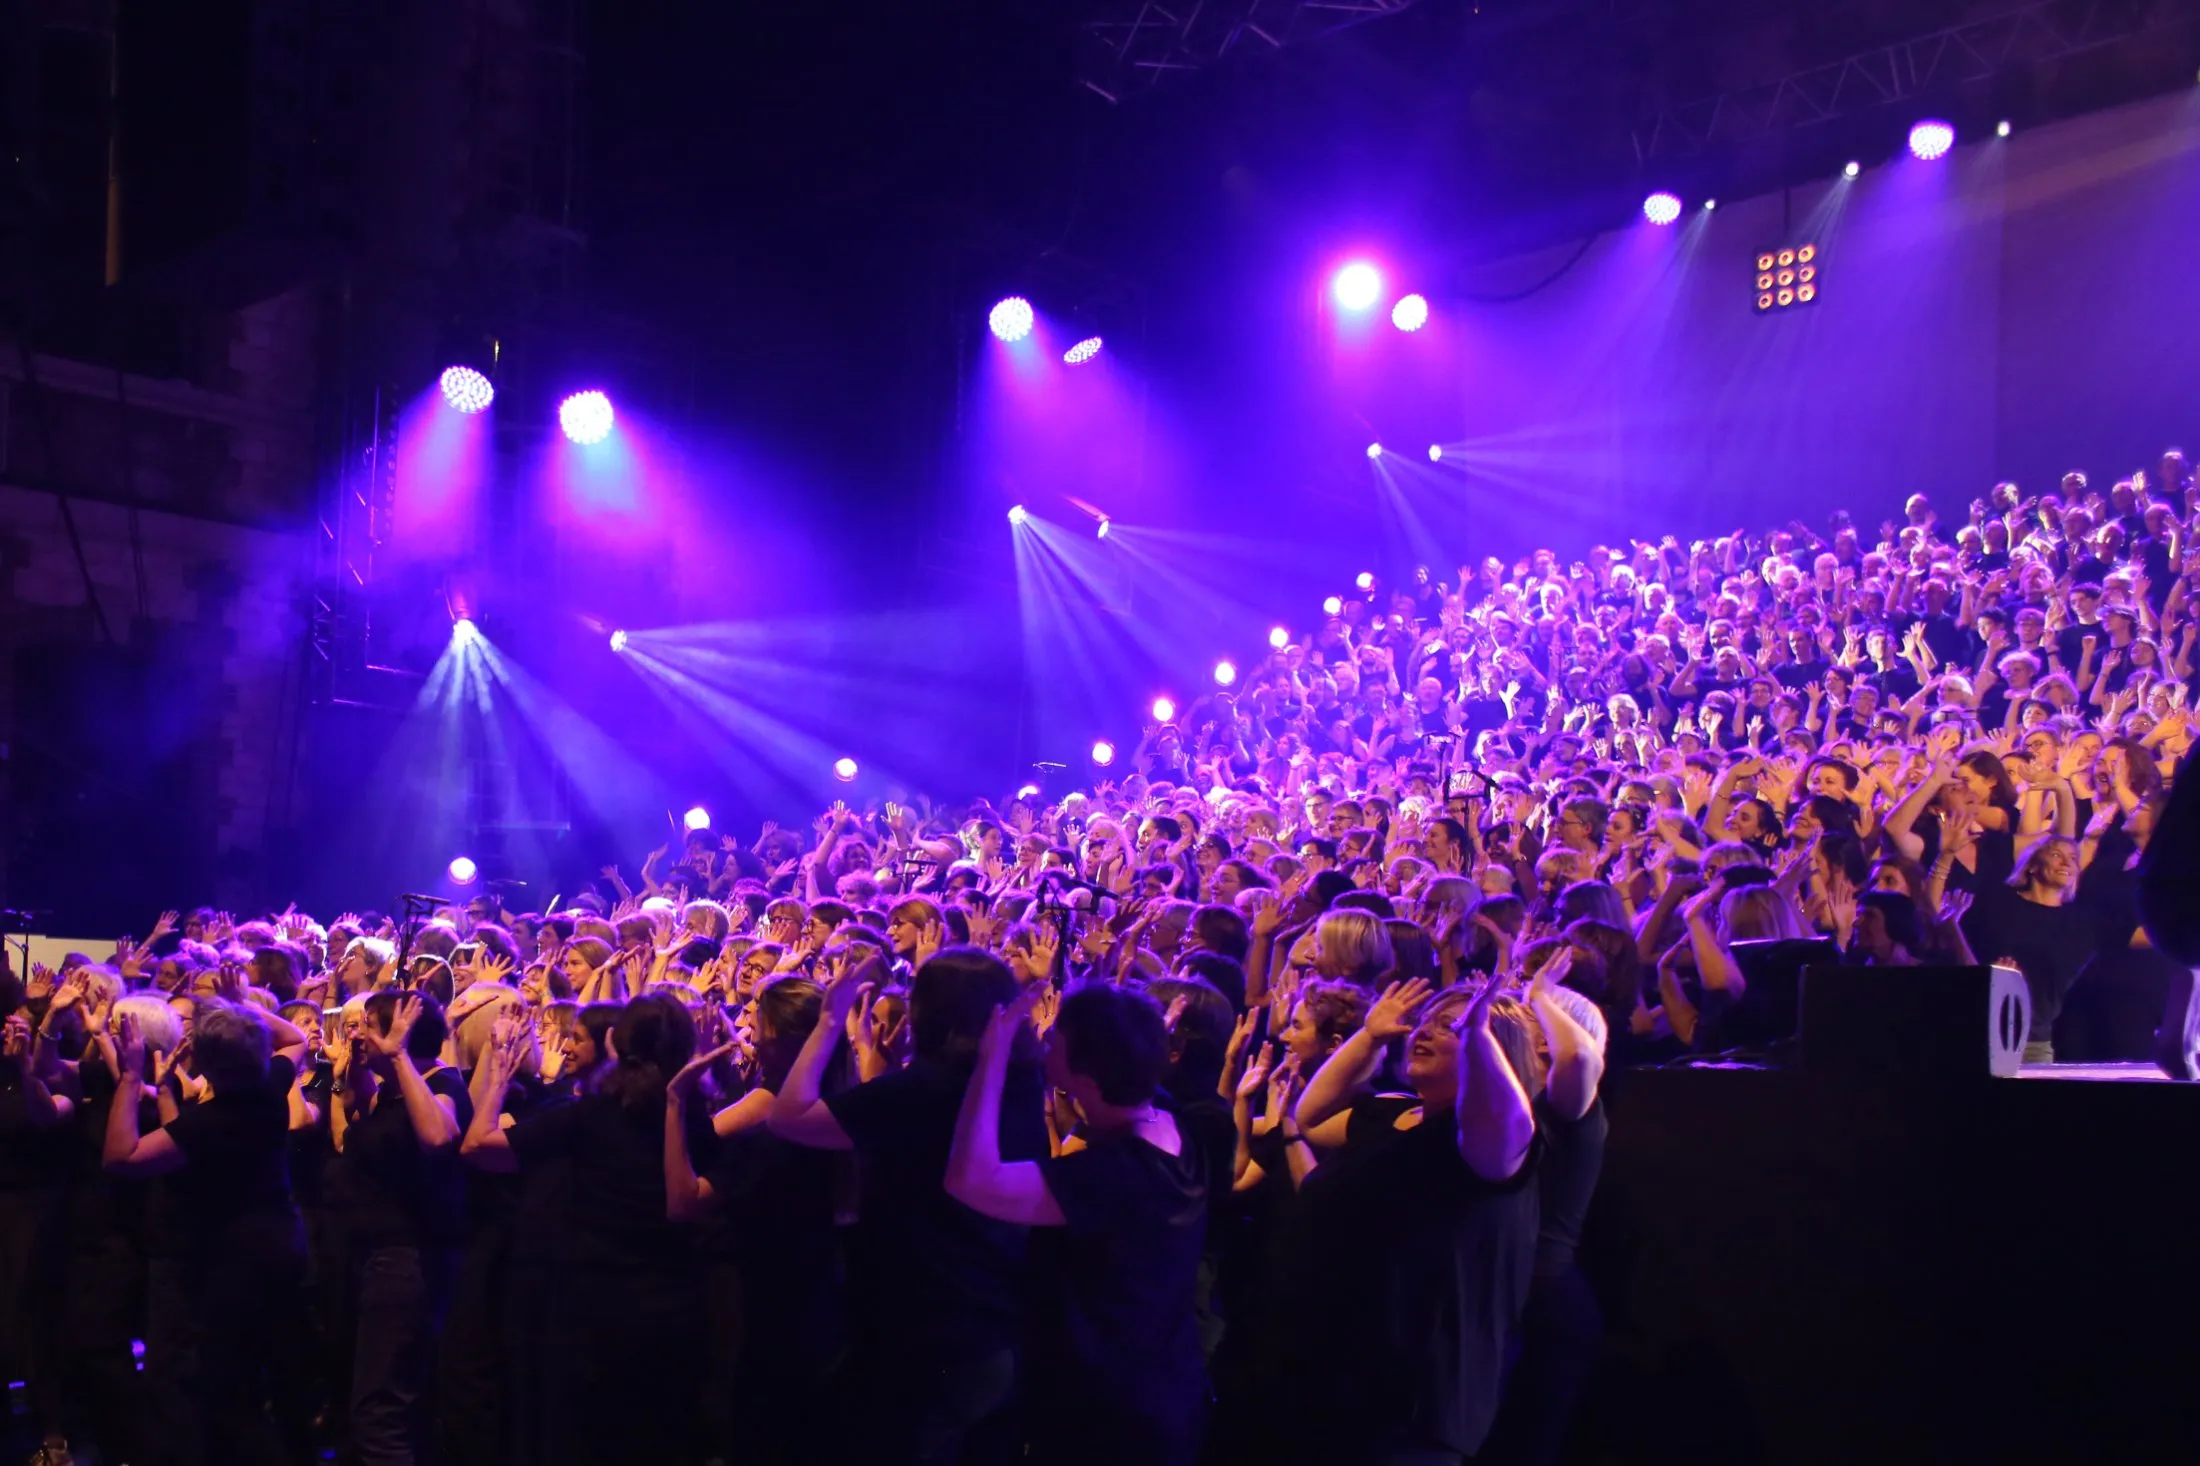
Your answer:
[1946,834,2098,1063]
[104,1000,316,1466]
[771,947,1046,1466]
[947,979,1210,1466]
[462,991,713,1466]
[329,992,468,1466]
[1236,975,1541,1466]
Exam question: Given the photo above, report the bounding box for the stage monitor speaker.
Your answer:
[1799,965,2030,1078]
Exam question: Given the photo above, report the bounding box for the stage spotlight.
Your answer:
[609,629,629,653]
[1356,571,1375,591]
[1428,444,1443,462]
[452,618,480,645]
[683,806,711,832]
[1016,784,1040,801]
[1097,518,1111,540]
[559,390,614,444]
[1391,294,1429,332]
[1332,262,1382,311]
[1063,335,1104,364]
[1908,120,1955,160]
[989,296,1035,342]
[439,365,494,414]
[1642,192,1683,226]
[1213,660,1238,688]
[1843,160,1861,178]
[1322,595,1343,616]
[448,855,478,886]
[1151,696,1177,723]
[1091,739,1116,767]
[1366,443,1383,459]
[1008,504,1029,526]
[832,757,859,782]
[1268,626,1290,649]
[1996,120,2012,138]
[1704,199,1718,211]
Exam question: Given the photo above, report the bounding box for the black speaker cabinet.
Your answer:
[1799,964,2030,1077]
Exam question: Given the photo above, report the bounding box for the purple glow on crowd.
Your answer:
[559,391,616,445]
[989,297,1035,342]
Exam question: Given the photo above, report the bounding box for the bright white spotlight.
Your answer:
[608,629,629,653]
[1704,199,1718,211]
[1213,660,1237,688]
[1391,294,1429,331]
[1356,571,1375,591]
[988,297,1034,342]
[683,806,711,832]
[452,618,479,645]
[1151,697,1177,723]
[1268,626,1289,649]
[1428,444,1444,462]
[1996,120,2012,138]
[1642,192,1683,225]
[1091,739,1116,767]
[832,757,859,783]
[1366,443,1383,459]
[1332,262,1382,311]
[1908,119,1955,161]
[1016,783,1040,800]
[1843,160,1861,178]
[1097,518,1111,540]
[1008,504,1029,526]
[439,366,494,414]
[1322,595,1343,616]
[559,390,614,445]
[1063,336,1103,364]
[448,855,478,886]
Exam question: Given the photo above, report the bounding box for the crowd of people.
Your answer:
[5,451,2200,1466]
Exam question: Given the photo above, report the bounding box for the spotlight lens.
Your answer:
[439,365,494,414]
[832,757,859,782]
[1908,120,1955,161]
[1016,784,1040,800]
[609,629,629,653]
[1008,504,1029,526]
[1063,335,1104,364]
[683,806,711,832]
[1996,120,2012,138]
[1213,660,1237,687]
[1151,697,1176,724]
[1356,571,1375,591]
[448,856,478,886]
[559,390,615,444]
[1391,294,1429,331]
[1704,199,1718,211]
[1643,191,1683,225]
[1322,596,1343,616]
[988,296,1035,342]
[1091,739,1116,767]
[1332,262,1382,311]
[1268,626,1290,649]
[1428,444,1443,462]
[1097,519,1111,540]
[1843,161,1861,178]
[1366,443,1383,459]
[453,618,479,644]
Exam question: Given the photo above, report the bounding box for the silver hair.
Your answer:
[111,994,184,1055]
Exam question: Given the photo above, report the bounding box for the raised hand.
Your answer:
[1366,977,1435,1041]
[1237,1040,1277,1101]
[364,995,422,1060]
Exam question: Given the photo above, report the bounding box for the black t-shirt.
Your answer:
[1035,1126,1209,1433]
[1257,1094,1540,1459]
[826,1056,1049,1361]
[1959,883,2106,1041]
[154,1054,301,1258]
[507,1089,716,1273]
[1532,1094,1606,1279]
[463,1072,546,1237]
[1161,1086,1236,1251]
[331,1063,473,1249]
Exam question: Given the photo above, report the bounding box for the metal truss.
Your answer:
[1632,0,2185,161]
[1078,0,1427,100]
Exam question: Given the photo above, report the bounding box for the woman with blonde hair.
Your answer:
[1312,908,1394,989]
